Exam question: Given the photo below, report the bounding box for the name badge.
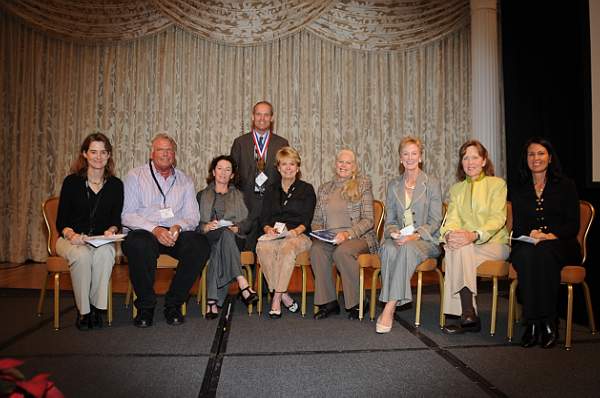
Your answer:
[159,207,175,219]
[255,172,268,187]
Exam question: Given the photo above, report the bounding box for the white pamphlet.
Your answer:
[84,233,127,248]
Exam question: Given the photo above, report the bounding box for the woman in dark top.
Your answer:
[56,132,124,330]
[196,155,256,319]
[511,137,581,348]
[255,147,316,318]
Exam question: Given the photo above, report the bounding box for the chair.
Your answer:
[363,202,446,327]
[355,199,385,321]
[125,254,190,318]
[256,250,311,316]
[198,251,255,316]
[37,197,113,330]
[507,200,597,350]
[441,201,512,336]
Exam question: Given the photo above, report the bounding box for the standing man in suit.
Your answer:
[230,101,289,251]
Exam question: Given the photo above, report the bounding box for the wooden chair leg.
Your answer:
[200,266,207,317]
[415,271,423,327]
[370,269,380,321]
[490,276,498,336]
[257,265,263,315]
[132,286,137,319]
[507,279,518,342]
[243,264,253,315]
[53,273,60,331]
[565,283,574,350]
[336,274,341,300]
[37,272,49,316]
[582,281,597,333]
[107,276,113,326]
[358,268,364,321]
[301,265,307,317]
[435,268,445,328]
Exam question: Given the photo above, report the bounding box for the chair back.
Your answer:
[578,200,594,264]
[42,197,61,256]
[373,200,385,241]
[505,201,513,233]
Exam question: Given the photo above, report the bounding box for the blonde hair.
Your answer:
[398,136,424,174]
[151,132,178,153]
[276,146,302,180]
[336,149,361,202]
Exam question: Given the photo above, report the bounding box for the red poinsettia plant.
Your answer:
[0,359,63,398]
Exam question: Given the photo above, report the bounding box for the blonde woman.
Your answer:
[256,147,316,318]
[311,149,378,320]
[376,137,442,333]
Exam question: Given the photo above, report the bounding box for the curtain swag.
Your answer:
[1,0,469,50]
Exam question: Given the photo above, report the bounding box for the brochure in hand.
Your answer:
[511,235,540,245]
[309,229,338,244]
[84,233,127,248]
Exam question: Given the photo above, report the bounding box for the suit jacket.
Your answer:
[384,172,442,243]
[312,175,378,253]
[230,131,289,215]
[440,175,509,245]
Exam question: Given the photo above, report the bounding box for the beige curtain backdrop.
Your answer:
[0,3,472,263]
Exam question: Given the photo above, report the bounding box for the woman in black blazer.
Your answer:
[510,137,581,348]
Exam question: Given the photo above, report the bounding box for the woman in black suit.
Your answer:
[510,137,581,348]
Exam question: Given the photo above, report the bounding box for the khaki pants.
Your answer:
[256,234,312,292]
[443,242,509,316]
[56,237,115,314]
[310,239,368,309]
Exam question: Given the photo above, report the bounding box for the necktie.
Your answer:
[258,135,264,151]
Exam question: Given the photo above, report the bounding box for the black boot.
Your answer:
[91,305,104,328]
[520,322,539,348]
[76,313,93,331]
[540,319,558,349]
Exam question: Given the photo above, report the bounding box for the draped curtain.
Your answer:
[0,1,473,263]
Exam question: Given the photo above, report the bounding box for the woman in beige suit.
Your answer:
[311,149,378,320]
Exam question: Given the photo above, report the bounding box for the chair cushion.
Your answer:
[415,258,437,272]
[240,251,254,265]
[157,254,178,268]
[561,266,586,284]
[477,260,509,277]
[47,256,69,272]
[295,250,311,266]
[357,253,381,269]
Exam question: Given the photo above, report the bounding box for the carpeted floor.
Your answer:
[1,284,599,398]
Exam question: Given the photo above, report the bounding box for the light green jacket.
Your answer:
[439,175,509,245]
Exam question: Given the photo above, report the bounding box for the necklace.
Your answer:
[404,180,416,190]
[534,177,546,197]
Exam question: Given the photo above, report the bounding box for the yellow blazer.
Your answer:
[440,175,509,244]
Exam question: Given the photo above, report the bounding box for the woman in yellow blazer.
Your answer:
[440,140,509,334]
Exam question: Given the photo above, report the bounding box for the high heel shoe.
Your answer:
[282,294,299,313]
[268,309,282,319]
[239,286,259,306]
[205,300,220,320]
[375,316,392,334]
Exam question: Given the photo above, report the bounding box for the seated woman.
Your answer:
[311,149,378,320]
[196,155,257,319]
[440,140,509,334]
[511,137,581,348]
[376,137,442,334]
[256,147,316,318]
[56,132,124,330]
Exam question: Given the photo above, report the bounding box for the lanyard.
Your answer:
[252,130,270,161]
[149,160,176,208]
[85,180,104,235]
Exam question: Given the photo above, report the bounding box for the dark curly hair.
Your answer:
[205,155,239,187]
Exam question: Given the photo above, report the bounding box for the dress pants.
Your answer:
[56,237,115,315]
[511,239,581,322]
[256,234,312,292]
[443,242,509,316]
[310,238,369,309]
[123,229,210,310]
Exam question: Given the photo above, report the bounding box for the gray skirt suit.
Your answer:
[379,172,442,305]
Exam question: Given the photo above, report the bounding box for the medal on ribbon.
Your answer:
[252,131,270,172]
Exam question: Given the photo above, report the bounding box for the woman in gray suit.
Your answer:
[376,137,442,333]
[311,149,378,320]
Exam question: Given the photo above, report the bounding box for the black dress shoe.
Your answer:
[539,320,558,348]
[164,306,184,325]
[347,305,360,320]
[134,308,154,328]
[314,301,341,320]
[443,314,481,334]
[239,287,259,306]
[520,322,539,348]
[91,305,104,328]
[76,313,93,331]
